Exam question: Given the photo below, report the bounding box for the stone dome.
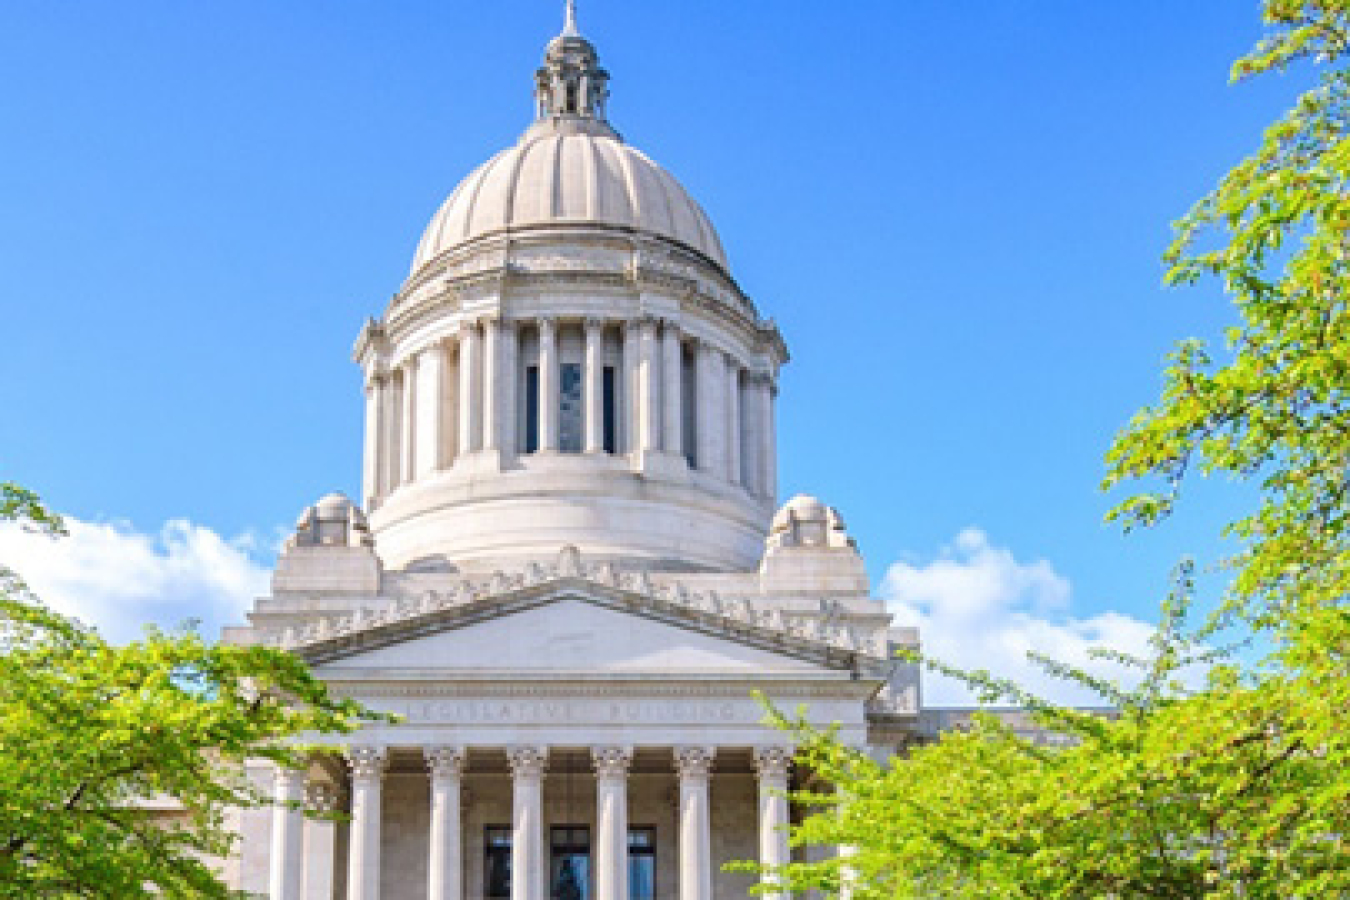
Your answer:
[410,129,728,277]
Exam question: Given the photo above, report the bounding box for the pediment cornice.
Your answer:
[274,547,891,675]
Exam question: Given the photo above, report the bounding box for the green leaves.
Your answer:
[0,489,391,898]
[748,4,1350,897]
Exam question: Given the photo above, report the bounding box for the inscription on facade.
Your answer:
[356,696,750,725]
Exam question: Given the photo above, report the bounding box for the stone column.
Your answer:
[362,375,383,508]
[383,372,402,493]
[622,320,640,454]
[400,358,417,483]
[269,766,306,900]
[415,342,445,479]
[661,320,684,459]
[750,374,773,499]
[837,844,859,900]
[740,374,761,497]
[458,324,482,457]
[346,746,388,900]
[765,377,778,504]
[538,318,558,453]
[674,746,715,900]
[695,341,722,475]
[638,317,661,455]
[592,746,633,900]
[499,320,518,459]
[302,783,338,900]
[426,746,467,900]
[364,377,386,510]
[754,746,793,898]
[584,317,605,454]
[507,746,548,900]
[482,317,501,455]
[724,357,741,486]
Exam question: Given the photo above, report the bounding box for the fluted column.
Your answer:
[382,373,402,493]
[754,747,793,898]
[347,746,388,900]
[584,318,605,454]
[592,746,633,900]
[269,766,305,900]
[458,324,482,457]
[426,746,467,900]
[837,844,859,900]
[499,320,518,458]
[400,358,417,483]
[508,746,548,900]
[675,746,715,900]
[740,374,762,496]
[363,375,385,507]
[538,318,558,453]
[638,317,661,454]
[415,342,445,479]
[765,377,778,503]
[623,320,640,453]
[695,341,721,475]
[750,373,773,498]
[661,320,683,459]
[724,357,741,486]
[302,783,338,900]
[482,318,501,455]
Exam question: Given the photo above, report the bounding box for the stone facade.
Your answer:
[223,6,929,899]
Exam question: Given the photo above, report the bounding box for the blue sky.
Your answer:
[0,2,1308,701]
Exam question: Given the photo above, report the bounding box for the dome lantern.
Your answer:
[532,0,613,134]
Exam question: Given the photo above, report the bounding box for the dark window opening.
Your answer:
[486,826,512,900]
[551,825,590,900]
[524,365,540,454]
[559,362,583,453]
[628,827,656,900]
[565,83,579,114]
[680,343,698,468]
[602,365,617,454]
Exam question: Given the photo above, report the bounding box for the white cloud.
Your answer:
[882,528,1159,707]
[0,515,272,644]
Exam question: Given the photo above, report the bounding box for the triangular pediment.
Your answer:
[285,568,890,678]
[313,594,827,676]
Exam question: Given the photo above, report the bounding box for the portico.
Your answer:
[268,743,805,900]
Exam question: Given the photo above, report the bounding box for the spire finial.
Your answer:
[563,0,579,36]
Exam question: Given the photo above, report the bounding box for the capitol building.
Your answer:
[222,7,932,899]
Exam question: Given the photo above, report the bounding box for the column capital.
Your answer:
[636,314,661,332]
[590,745,634,778]
[753,746,793,781]
[506,744,549,778]
[536,315,557,333]
[346,745,388,780]
[425,745,469,779]
[305,782,339,814]
[674,745,716,779]
[584,315,605,333]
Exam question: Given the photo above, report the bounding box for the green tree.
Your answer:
[0,482,389,898]
[745,3,1350,897]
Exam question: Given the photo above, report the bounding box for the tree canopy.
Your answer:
[0,482,387,898]
[750,3,1350,897]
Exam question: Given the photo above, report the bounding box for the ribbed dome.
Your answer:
[410,129,728,276]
